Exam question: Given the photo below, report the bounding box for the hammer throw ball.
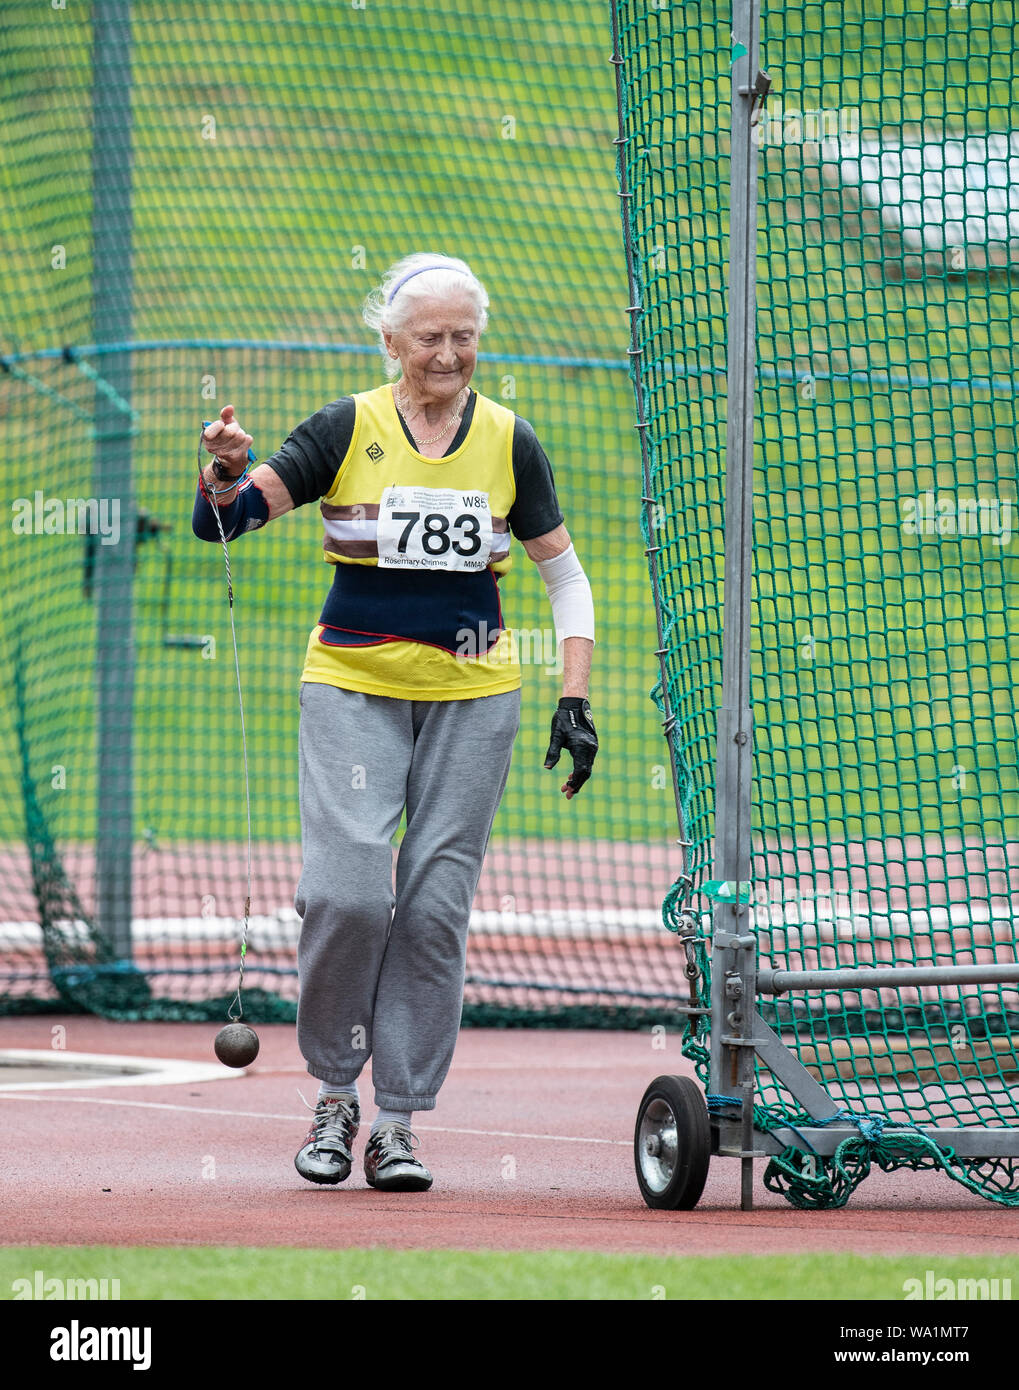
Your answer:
[214,1022,260,1068]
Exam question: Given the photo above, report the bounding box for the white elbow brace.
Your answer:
[534,544,595,644]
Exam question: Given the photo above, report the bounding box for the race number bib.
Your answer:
[376,486,493,571]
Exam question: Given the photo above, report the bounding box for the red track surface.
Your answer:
[2,1017,1018,1257]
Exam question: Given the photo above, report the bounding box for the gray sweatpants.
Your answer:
[294,680,521,1110]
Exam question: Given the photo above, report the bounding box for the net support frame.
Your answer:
[703,4,1019,1201]
[608,0,1019,1209]
[708,0,768,1213]
[759,963,1019,995]
[91,0,136,958]
[746,999,1019,1161]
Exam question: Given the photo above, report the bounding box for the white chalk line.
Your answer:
[0,1049,241,1092]
[0,1089,630,1145]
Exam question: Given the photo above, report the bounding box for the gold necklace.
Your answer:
[395,382,468,446]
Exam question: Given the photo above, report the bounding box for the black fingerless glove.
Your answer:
[544,697,598,795]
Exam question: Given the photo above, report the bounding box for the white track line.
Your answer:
[0,1091,629,1144]
[0,1049,241,1091]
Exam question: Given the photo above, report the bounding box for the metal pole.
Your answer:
[759,961,1019,994]
[709,0,768,1212]
[91,1,135,959]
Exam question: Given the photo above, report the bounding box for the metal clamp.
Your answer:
[715,932,756,952]
[738,70,771,100]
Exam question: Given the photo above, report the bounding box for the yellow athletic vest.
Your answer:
[300,384,523,700]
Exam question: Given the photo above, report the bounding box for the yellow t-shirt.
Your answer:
[300,384,523,700]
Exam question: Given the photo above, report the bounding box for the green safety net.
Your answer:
[0,2,703,1026]
[613,0,1019,1206]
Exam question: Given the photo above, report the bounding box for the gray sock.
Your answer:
[372,1107,412,1134]
[317,1080,359,1106]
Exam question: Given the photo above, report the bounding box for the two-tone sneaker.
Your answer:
[363,1122,433,1192]
[295,1096,360,1185]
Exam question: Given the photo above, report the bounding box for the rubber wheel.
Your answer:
[634,1074,711,1210]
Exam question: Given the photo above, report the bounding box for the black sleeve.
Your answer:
[260,397,357,509]
[507,416,565,541]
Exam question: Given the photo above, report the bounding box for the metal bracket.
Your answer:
[715,933,755,952]
[738,70,771,100]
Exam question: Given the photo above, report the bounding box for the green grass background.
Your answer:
[0,1246,1015,1301]
[0,1,1016,894]
[0,1,671,860]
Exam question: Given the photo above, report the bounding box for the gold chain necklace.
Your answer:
[394,382,468,446]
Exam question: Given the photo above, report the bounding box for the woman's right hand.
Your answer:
[202,404,253,469]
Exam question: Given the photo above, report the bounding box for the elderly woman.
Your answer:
[192,253,597,1192]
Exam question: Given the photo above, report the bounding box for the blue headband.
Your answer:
[385,264,470,305]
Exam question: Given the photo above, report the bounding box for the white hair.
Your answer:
[362,253,490,378]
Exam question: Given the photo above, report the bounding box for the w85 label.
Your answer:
[377,486,493,571]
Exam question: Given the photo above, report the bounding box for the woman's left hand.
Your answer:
[544,698,598,799]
